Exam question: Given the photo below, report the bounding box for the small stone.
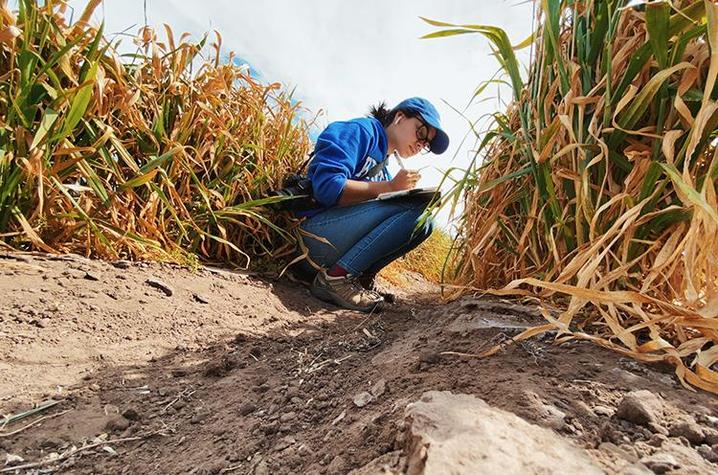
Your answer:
[598,442,638,463]
[647,433,667,448]
[619,463,653,475]
[112,260,131,269]
[262,422,279,435]
[105,415,130,432]
[122,408,140,421]
[704,427,718,445]
[331,410,346,425]
[239,403,256,416]
[280,412,296,423]
[193,293,209,304]
[274,440,290,452]
[639,453,680,474]
[84,271,100,281]
[593,405,614,417]
[696,444,718,463]
[35,318,50,328]
[353,391,373,408]
[651,424,669,436]
[325,455,346,475]
[618,443,639,461]
[145,278,173,296]
[572,400,596,418]
[273,436,295,452]
[370,379,386,398]
[668,420,705,445]
[542,404,566,431]
[616,390,664,427]
[5,454,24,466]
[523,391,566,431]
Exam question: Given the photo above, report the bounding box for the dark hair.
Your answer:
[369,102,419,127]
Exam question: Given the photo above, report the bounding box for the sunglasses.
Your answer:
[415,118,432,154]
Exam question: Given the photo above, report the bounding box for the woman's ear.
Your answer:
[393,113,402,126]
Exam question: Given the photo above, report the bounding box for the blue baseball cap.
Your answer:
[392,97,450,154]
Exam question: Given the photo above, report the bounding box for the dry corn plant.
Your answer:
[0,0,311,268]
[380,228,455,286]
[426,0,718,394]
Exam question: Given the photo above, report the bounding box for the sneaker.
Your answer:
[357,273,396,304]
[310,272,384,312]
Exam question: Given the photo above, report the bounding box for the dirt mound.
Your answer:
[1,253,718,474]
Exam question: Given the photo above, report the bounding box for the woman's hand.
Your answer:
[390,169,421,191]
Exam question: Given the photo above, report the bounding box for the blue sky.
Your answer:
[62,0,536,227]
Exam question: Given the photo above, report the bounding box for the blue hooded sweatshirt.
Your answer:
[306,117,391,213]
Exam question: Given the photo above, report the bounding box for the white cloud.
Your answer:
[68,0,536,228]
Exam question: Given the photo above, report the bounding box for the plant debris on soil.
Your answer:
[2,252,718,474]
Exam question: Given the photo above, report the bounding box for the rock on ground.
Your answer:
[668,419,705,445]
[615,390,664,427]
[639,452,680,474]
[403,391,603,475]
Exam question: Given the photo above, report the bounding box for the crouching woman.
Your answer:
[294,97,449,313]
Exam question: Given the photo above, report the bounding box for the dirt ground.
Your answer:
[1,251,718,474]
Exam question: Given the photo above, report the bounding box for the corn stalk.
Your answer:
[0,0,311,268]
[426,0,718,394]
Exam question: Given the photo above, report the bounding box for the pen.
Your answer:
[393,151,405,170]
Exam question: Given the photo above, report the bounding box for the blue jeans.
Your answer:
[296,196,433,279]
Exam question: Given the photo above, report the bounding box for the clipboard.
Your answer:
[376,186,440,201]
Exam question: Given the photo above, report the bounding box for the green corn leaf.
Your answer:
[138,147,182,175]
[612,62,691,146]
[120,169,160,189]
[421,18,523,100]
[541,0,570,95]
[30,108,58,150]
[57,60,99,141]
[660,163,718,225]
[646,1,671,69]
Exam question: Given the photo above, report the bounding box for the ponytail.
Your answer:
[369,102,395,127]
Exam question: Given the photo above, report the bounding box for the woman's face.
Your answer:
[392,113,437,158]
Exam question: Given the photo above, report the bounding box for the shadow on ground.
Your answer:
[3,273,718,474]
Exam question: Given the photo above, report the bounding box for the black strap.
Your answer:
[361,158,388,179]
[296,151,315,174]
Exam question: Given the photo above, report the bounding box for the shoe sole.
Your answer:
[310,283,383,313]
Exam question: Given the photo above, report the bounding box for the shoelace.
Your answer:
[346,277,382,300]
